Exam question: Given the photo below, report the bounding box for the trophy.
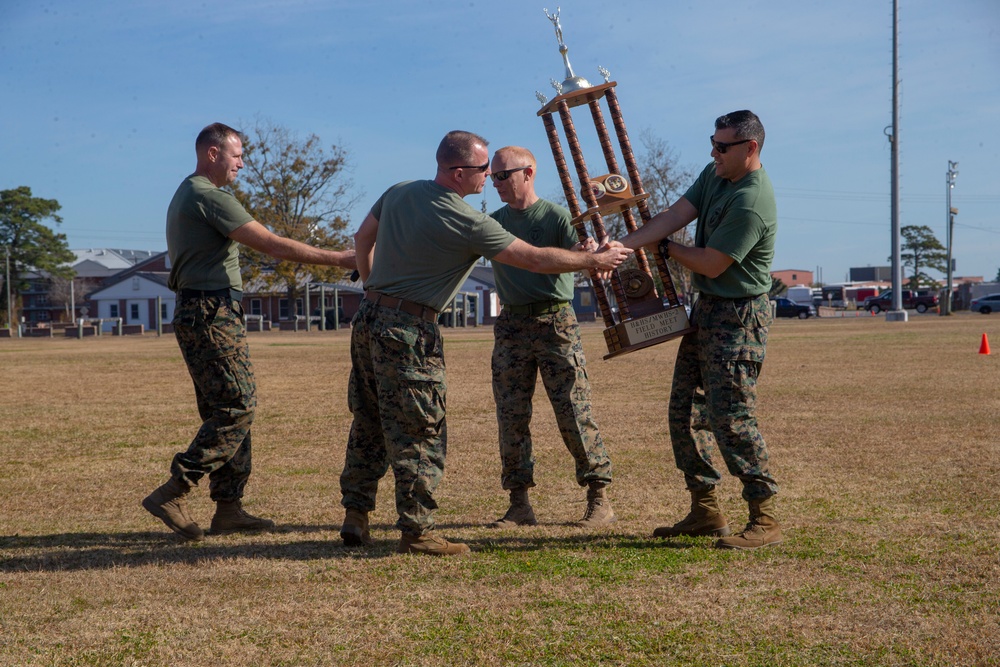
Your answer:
[537,8,694,359]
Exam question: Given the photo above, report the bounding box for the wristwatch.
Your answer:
[660,239,671,259]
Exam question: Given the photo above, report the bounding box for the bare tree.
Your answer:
[230,118,360,316]
[634,128,697,300]
[47,274,73,322]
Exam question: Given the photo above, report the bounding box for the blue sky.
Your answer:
[2,0,998,284]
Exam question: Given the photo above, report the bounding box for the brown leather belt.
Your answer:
[364,289,438,323]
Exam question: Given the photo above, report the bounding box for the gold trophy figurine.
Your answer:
[537,7,694,359]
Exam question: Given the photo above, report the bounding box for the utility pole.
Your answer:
[941,161,959,315]
[885,0,907,322]
[4,245,11,330]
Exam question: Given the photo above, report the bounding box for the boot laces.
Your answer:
[581,496,603,521]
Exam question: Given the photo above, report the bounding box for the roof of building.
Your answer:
[86,271,171,299]
[71,248,161,277]
[469,264,495,288]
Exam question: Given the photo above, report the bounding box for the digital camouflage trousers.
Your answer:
[492,306,611,490]
[668,293,778,501]
[340,299,447,536]
[171,296,256,502]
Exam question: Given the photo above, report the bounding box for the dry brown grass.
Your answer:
[1,313,999,666]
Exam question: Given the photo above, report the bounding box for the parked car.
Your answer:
[771,297,814,319]
[970,293,1000,314]
[864,289,938,314]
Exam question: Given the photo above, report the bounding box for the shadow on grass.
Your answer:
[0,529,393,572]
[0,522,702,572]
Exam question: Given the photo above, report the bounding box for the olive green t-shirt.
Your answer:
[683,163,777,298]
[365,180,517,312]
[490,199,577,306]
[166,174,254,292]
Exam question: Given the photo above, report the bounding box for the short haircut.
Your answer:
[436,130,489,167]
[195,123,241,152]
[716,110,765,152]
[493,146,536,168]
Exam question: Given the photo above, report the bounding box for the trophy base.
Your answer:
[602,305,695,359]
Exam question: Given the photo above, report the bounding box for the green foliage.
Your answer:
[891,224,947,289]
[0,186,75,320]
[229,118,358,314]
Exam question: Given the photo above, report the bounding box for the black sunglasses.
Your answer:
[490,166,530,182]
[449,162,490,172]
[710,137,752,154]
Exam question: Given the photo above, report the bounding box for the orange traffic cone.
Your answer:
[980,333,991,355]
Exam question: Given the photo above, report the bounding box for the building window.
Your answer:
[161,303,168,320]
[109,304,119,318]
[130,303,140,320]
[132,277,141,290]
[250,299,262,316]
[279,299,289,320]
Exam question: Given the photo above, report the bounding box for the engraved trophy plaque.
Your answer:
[537,7,694,359]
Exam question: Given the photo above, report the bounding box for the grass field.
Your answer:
[1,313,998,666]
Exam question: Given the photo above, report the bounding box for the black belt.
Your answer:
[364,289,438,323]
[503,300,570,316]
[179,288,243,301]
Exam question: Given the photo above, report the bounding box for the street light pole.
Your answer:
[885,0,907,322]
[942,161,958,315]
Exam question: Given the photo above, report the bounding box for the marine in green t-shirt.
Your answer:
[683,163,777,298]
[485,145,615,531]
[365,179,516,312]
[166,174,254,293]
[490,198,576,306]
[617,110,782,551]
[145,123,355,544]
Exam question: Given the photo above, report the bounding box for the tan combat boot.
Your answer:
[573,482,617,528]
[397,532,471,557]
[715,496,783,550]
[142,477,204,541]
[209,499,275,535]
[487,487,537,528]
[340,508,373,546]
[653,487,731,538]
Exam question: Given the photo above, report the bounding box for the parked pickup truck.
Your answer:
[863,289,939,314]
